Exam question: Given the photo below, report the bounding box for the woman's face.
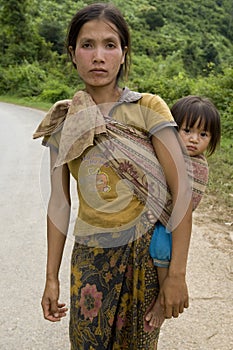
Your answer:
[70,19,127,91]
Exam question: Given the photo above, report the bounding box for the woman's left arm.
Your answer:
[152,127,193,319]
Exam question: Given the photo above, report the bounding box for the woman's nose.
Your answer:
[92,47,105,63]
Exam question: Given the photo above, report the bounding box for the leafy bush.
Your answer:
[38,81,73,103]
[192,66,233,138]
[0,61,46,97]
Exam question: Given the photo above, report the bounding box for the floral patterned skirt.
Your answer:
[69,222,160,350]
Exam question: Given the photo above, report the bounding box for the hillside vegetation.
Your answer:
[0,0,232,211]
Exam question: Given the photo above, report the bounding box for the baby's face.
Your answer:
[179,120,211,156]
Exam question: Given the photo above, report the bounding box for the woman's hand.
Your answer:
[41,278,68,322]
[158,274,189,319]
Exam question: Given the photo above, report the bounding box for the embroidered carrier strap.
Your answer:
[33,90,208,229]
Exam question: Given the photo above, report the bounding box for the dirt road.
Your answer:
[0,102,232,349]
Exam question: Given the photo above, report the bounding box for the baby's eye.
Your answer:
[200,131,209,137]
[183,128,190,134]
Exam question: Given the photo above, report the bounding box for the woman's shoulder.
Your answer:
[139,93,169,109]
[33,99,72,139]
[138,92,173,122]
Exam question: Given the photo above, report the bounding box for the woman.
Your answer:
[33,3,192,349]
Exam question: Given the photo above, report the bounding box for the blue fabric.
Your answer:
[149,221,172,267]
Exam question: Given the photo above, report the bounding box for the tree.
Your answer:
[39,22,65,54]
[0,0,49,65]
[144,9,164,30]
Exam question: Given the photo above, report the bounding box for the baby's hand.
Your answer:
[147,210,157,224]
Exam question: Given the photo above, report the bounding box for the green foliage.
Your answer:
[207,138,233,207]
[36,0,86,55]
[182,37,221,77]
[39,22,65,54]
[135,0,233,76]
[0,0,232,144]
[0,0,50,65]
[38,81,73,104]
[192,66,233,138]
[139,5,164,30]
[0,61,46,96]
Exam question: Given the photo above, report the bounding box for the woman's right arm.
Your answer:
[151,128,192,319]
[41,148,71,322]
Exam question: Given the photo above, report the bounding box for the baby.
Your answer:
[145,95,221,330]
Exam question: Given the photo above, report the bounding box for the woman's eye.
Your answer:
[82,42,92,48]
[106,42,116,48]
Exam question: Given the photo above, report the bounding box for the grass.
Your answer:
[206,138,233,209]
[0,95,51,111]
[204,136,233,223]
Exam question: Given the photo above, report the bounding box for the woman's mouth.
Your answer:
[90,68,107,73]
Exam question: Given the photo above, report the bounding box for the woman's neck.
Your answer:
[85,85,122,105]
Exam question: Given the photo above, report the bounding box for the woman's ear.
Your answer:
[69,46,76,65]
[121,46,128,64]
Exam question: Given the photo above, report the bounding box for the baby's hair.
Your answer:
[171,95,221,156]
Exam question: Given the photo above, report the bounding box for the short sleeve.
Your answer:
[42,130,61,152]
[139,93,177,134]
[33,100,71,152]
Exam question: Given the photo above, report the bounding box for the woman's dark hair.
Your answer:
[66,2,131,81]
[171,95,221,156]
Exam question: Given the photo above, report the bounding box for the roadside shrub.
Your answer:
[0,61,46,97]
[38,81,73,103]
[0,67,7,94]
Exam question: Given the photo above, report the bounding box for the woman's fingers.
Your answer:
[41,297,68,322]
[42,300,60,322]
[50,298,59,316]
[159,278,189,320]
[41,299,51,319]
